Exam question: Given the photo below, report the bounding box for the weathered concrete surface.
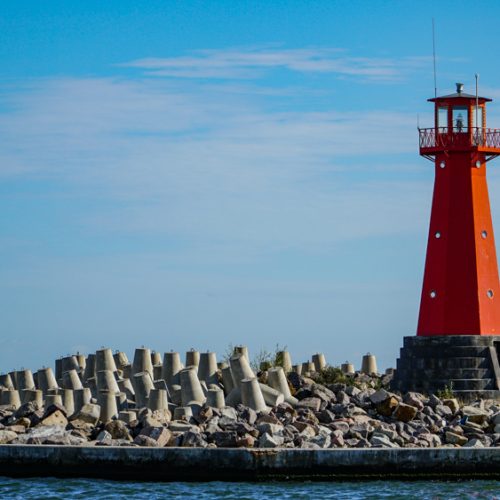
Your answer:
[0,445,499,481]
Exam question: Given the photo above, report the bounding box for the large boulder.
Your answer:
[393,403,417,423]
[105,420,132,441]
[462,406,490,425]
[136,426,171,447]
[0,430,17,444]
[445,431,468,446]
[211,430,238,448]
[74,403,101,425]
[38,410,68,427]
[295,397,321,412]
[376,396,399,417]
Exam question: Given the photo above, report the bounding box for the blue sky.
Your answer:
[2,0,500,372]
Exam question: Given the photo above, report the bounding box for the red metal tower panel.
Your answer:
[417,84,500,335]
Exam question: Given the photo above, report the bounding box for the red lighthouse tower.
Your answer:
[418,83,500,335]
[392,83,500,399]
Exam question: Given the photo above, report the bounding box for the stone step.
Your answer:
[403,335,500,348]
[396,356,490,370]
[400,345,491,359]
[394,377,495,392]
[395,367,491,380]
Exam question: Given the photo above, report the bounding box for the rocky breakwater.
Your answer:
[0,347,499,449]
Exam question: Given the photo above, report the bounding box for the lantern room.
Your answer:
[419,83,500,160]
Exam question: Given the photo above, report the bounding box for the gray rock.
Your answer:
[445,431,468,446]
[138,426,172,447]
[74,403,100,425]
[369,389,391,405]
[182,430,208,447]
[257,422,283,436]
[0,430,17,444]
[370,434,399,448]
[309,432,331,448]
[435,404,453,418]
[462,406,490,425]
[296,397,321,412]
[463,438,484,448]
[318,410,336,424]
[211,431,238,448]
[219,407,238,420]
[258,432,283,448]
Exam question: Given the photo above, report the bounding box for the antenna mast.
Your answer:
[432,18,437,98]
[475,73,479,130]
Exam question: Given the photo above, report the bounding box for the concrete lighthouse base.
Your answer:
[391,335,500,401]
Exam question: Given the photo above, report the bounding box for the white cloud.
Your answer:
[0,75,427,255]
[122,47,429,82]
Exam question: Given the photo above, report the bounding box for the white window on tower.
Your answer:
[437,107,448,133]
[453,107,468,132]
[472,106,484,129]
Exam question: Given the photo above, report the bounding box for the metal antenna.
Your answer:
[475,73,479,129]
[432,18,437,98]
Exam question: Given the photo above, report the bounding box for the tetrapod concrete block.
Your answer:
[162,352,183,389]
[16,369,35,391]
[96,348,117,373]
[185,349,200,369]
[62,369,83,390]
[173,406,193,420]
[233,345,249,361]
[132,348,153,376]
[73,387,92,414]
[230,354,255,389]
[312,353,326,372]
[259,383,284,407]
[361,353,378,375]
[267,366,297,405]
[37,367,58,394]
[83,354,96,382]
[133,371,155,408]
[22,389,43,406]
[341,362,355,374]
[98,390,118,423]
[113,351,130,371]
[96,370,120,393]
[198,352,218,385]
[45,393,63,407]
[241,377,267,413]
[147,388,169,411]
[62,389,75,416]
[180,367,206,405]
[0,374,14,389]
[151,351,162,366]
[221,366,234,395]
[207,388,225,408]
[61,355,80,374]
[276,351,292,373]
[1,388,21,409]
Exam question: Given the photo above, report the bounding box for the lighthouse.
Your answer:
[392,83,500,399]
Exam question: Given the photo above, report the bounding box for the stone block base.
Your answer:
[391,335,500,401]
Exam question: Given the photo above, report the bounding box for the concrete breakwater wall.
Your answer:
[0,445,499,481]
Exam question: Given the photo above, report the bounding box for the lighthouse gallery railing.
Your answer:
[419,127,500,149]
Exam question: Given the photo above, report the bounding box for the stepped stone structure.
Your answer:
[392,336,500,399]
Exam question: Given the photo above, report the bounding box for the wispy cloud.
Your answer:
[0,74,428,258]
[122,47,429,82]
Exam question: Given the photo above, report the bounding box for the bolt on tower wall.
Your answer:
[417,83,500,335]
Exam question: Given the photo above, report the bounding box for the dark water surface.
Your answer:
[0,478,499,499]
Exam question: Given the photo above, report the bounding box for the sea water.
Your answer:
[0,478,499,499]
